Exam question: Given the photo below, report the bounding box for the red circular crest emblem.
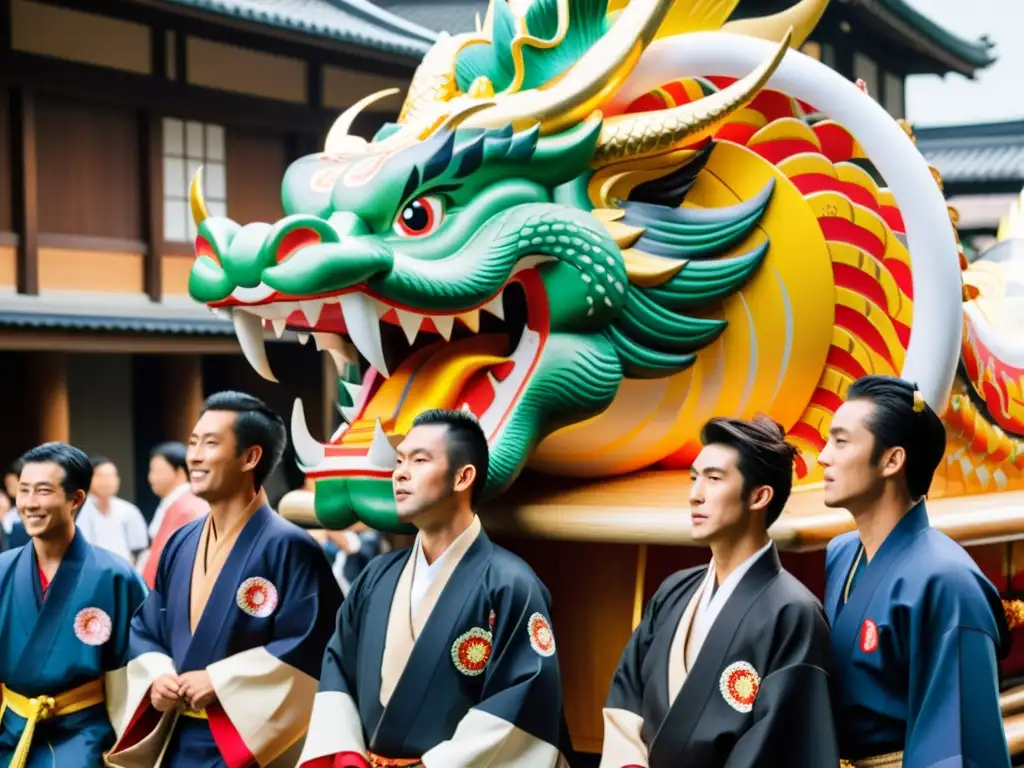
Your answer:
[451,627,493,676]
[74,607,112,646]
[528,612,555,657]
[861,618,879,653]
[236,576,279,618]
[719,661,760,713]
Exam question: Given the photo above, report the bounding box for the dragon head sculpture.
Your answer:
[187,0,1024,531]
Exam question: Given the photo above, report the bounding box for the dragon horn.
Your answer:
[591,27,792,169]
[324,88,401,153]
[190,165,209,228]
[460,0,677,135]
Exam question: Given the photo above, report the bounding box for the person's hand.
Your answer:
[151,674,182,712]
[178,670,217,711]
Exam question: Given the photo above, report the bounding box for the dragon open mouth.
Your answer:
[216,267,549,480]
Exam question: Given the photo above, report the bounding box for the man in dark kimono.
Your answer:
[298,409,572,767]
[819,375,1012,767]
[105,391,342,768]
[601,416,839,767]
[0,442,147,767]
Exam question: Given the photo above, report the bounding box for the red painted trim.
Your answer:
[834,305,897,370]
[819,217,885,260]
[299,754,370,768]
[832,262,890,311]
[207,702,258,768]
[112,691,163,753]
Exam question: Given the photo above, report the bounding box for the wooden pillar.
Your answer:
[140,111,163,302]
[11,88,38,295]
[159,355,203,442]
[29,352,69,444]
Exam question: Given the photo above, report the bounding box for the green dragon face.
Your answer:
[188,115,773,533]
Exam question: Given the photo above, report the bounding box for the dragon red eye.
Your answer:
[394,196,443,237]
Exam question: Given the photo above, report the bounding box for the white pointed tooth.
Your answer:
[271,319,287,338]
[299,300,325,327]
[232,310,278,383]
[329,421,349,444]
[291,398,326,467]
[458,309,480,333]
[297,332,310,345]
[313,332,345,352]
[481,294,504,320]
[339,293,390,378]
[395,309,423,344]
[210,307,232,321]
[432,314,454,341]
[368,418,398,469]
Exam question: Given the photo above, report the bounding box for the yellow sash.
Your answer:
[180,707,209,720]
[841,752,903,768]
[0,679,105,768]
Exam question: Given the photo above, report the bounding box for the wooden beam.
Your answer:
[34,0,420,77]
[0,50,386,139]
[139,110,163,301]
[10,88,39,295]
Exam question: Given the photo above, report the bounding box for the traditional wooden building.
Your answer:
[916,119,1024,259]
[0,0,440,510]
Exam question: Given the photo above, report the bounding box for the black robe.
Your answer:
[602,545,840,767]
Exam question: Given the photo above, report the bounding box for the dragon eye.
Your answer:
[394,196,443,237]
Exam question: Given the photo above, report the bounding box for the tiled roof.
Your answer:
[0,294,234,335]
[373,0,485,36]
[164,0,439,58]
[916,120,1024,191]
[852,0,996,76]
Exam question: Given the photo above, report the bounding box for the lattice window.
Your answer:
[162,118,226,243]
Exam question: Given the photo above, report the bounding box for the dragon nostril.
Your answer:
[195,235,220,266]
[276,228,322,264]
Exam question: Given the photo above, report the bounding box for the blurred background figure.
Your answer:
[1,459,27,551]
[76,455,149,566]
[139,441,208,588]
[309,522,389,596]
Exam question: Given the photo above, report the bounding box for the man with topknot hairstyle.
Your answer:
[820,374,1012,767]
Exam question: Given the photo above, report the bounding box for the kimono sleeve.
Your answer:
[298,559,382,768]
[902,570,1011,767]
[420,570,569,768]
[106,529,181,748]
[722,602,840,768]
[600,580,668,768]
[205,535,344,767]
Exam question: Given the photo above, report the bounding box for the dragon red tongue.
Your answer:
[334,334,509,450]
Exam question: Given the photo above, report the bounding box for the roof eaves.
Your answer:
[854,0,996,76]
[162,0,438,58]
[0,310,237,336]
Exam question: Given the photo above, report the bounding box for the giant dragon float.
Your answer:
[185,0,1024,755]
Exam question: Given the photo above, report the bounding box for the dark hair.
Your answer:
[90,455,115,471]
[844,375,946,500]
[5,459,23,477]
[201,391,287,490]
[700,415,797,528]
[411,409,490,508]
[20,442,94,501]
[150,441,188,472]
